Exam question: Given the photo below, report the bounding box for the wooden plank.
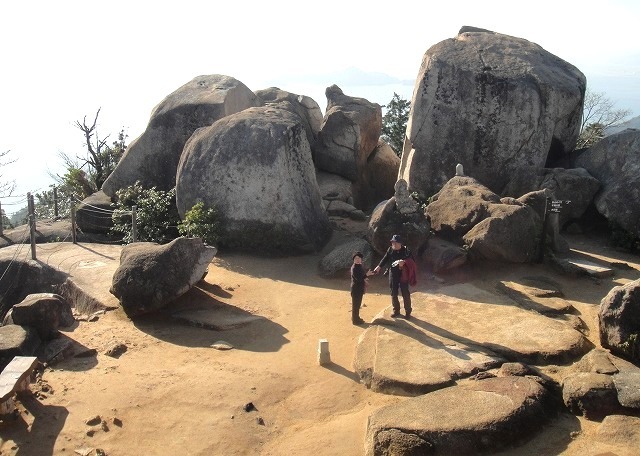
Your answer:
[0,356,38,402]
[566,259,614,278]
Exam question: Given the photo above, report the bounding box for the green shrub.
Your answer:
[178,202,222,246]
[111,182,179,243]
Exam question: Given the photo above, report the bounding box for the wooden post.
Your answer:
[53,186,59,218]
[27,193,36,260]
[0,199,3,236]
[71,199,77,244]
[131,205,137,242]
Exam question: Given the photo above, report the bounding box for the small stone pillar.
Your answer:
[318,339,331,365]
[456,163,464,176]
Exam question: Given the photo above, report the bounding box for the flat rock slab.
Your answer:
[356,284,589,396]
[365,376,553,456]
[596,415,640,450]
[496,280,574,315]
[355,324,504,396]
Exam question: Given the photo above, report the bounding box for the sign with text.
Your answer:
[550,200,571,213]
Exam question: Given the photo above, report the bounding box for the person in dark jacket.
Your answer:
[373,234,412,319]
[351,251,374,325]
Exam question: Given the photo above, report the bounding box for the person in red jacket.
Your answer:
[373,234,413,319]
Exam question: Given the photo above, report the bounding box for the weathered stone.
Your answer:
[365,377,553,456]
[326,200,358,217]
[420,236,468,273]
[76,191,114,234]
[316,170,353,203]
[319,238,373,278]
[8,293,74,340]
[562,372,622,420]
[176,106,331,254]
[613,371,640,409]
[496,280,574,315]
[0,325,41,371]
[400,28,585,198]
[314,85,381,181]
[102,75,261,196]
[110,237,217,317]
[361,140,401,209]
[497,362,532,377]
[599,278,640,363]
[367,198,430,256]
[575,129,640,238]
[502,167,600,227]
[254,87,322,147]
[574,348,619,375]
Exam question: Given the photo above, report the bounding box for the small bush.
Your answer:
[178,202,222,246]
[111,182,179,243]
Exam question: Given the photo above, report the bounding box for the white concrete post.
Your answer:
[318,339,331,365]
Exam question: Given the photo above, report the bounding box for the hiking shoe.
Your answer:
[405,312,412,320]
[390,311,401,318]
[352,318,365,325]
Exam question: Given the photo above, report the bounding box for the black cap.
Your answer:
[390,234,402,243]
[352,251,364,259]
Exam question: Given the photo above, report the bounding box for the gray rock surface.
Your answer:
[316,171,353,204]
[102,75,261,196]
[596,415,640,450]
[6,293,74,340]
[365,376,553,456]
[575,129,640,238]
[496,279,574,315]
[400,28,585,198]
[313,85,382,209]
[599,278,640,363]
[361,140,400,209]
[355,283,589,395]
[176,106,331,254]
[319,238,373,278]
[562,373,622,420]
[420,236,468,273]
[76,191,114,234]
[0,325,41,371]
[110,237,217,317]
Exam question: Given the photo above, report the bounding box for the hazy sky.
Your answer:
[1,0,639,213]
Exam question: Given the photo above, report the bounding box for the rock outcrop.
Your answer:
[76,191,114,234]
[365,376,553,456]
[575,129,640,238]
[400,28,585,198]
[102,75,261,196]
[110,237,217,317]
[4,293,74,340]
[599,278,640,363]
[176,106,331,254]
[319,238,373,278]
[0,325,41,371]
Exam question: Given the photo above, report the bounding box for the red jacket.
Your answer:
[400,258,417,286]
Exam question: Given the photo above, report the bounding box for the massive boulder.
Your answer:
[400,28,586,198]
[426,176,543,262]
[359,140,401,210]
[313,85,382,208]
[102,75,262,196]
[176,106,332,254]
[110,237,217,317]
[502,166,600,227]
[319,237,373,278]
[254,87,323,147]
[76,191,114,234]
[599,279,640,363]
[575,129,640,238]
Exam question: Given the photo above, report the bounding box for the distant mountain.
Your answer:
[605,114,640,136]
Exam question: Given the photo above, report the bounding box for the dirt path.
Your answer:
[1,232,639,455]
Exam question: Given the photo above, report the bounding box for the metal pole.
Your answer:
[27,193,36,260]
[71,199,77,244]
[131,205,137,242]
[53,186,59,218]
[537,197,550,263]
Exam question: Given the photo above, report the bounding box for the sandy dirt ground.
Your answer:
[1,227,639,456]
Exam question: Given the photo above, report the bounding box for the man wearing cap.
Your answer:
[373,235,412,318]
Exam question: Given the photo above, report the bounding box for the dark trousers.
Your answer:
[391,280,411,314]
[351,288,364,321]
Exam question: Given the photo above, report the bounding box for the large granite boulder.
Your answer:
[420,236,468,273]
[502,166,600,227]
[367,180,430,255]
[599,278,640,363]
[358,140,401,210]
[110,237,217,317]
[426,176,543,262]
[102,75,261,196]
[400,28,585,198]
[5,293,74,340]
[176,106,331,254]
[76,191,114,234]
[575,129,640,238]
[365,376,554,456]
[0,325,41,371]
[313,85,382,208]
[254,87,323,147]
[319,237,373,278]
